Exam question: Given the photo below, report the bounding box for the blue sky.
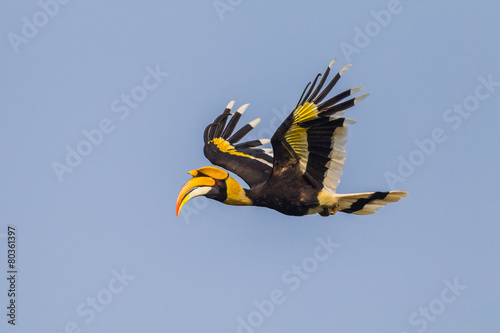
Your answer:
[1,1,499,332]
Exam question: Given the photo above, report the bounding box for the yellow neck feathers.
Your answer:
[224,177,252,206]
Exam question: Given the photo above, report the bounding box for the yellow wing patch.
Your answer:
[284,125,307,157]
[211,138,272,167]
[284,102,319,163]
[293,102,319,124]
[212,138,251,158]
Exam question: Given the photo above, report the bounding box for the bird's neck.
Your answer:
[223,177,253,206]
[242,187,269,209]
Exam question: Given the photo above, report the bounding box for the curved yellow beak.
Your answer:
[176,177,215,216]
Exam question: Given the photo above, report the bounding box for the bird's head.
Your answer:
[176,166,252,216]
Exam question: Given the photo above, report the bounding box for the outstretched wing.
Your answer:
[270,59,369,193]
[204,101,274,188]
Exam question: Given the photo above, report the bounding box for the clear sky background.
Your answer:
[1,1,499,332]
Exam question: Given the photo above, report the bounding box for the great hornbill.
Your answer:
[176,59,407,217]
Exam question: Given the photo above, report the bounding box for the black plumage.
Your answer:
[177,60,407,217]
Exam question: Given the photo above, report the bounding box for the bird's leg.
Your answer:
[319,203,339,217]
[319,207,330,217]
[329,203,339,215]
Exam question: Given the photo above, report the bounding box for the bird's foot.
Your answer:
[319,207,330,217]
[329,203,339,215]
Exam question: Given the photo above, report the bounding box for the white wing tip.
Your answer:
[248,118,261,128]
[236,103,250,114]
[262,148,273,154]
[259,138,270,145]
[354,93,370,104]
[226,100,235,110]
[344,118,357,126]
[350,86,364,94]
[329,57,339,68]
[339,64,352,76]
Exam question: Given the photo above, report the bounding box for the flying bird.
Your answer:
[176,59,407,217]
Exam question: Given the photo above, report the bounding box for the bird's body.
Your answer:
[176,59,408,217]
[245,167,324,216]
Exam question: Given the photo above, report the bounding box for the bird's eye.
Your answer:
[216,181,221,186]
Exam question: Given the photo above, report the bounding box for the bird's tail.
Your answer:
[337,191,408,215]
